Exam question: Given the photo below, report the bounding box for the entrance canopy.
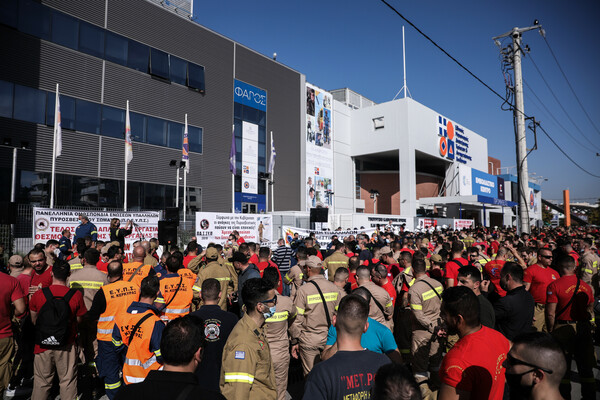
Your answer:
[419,195,517,208]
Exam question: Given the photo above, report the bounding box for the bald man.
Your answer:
[140,241,158,267]
[122,246,156,287]
[504,332,566,400]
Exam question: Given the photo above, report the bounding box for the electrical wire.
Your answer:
[543,36,600,137]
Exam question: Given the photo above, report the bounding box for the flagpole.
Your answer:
[231,124,235,213]
[124,100,129,211]
[270,130,274,213]
[183,114,188,224]
[50,83,59,208]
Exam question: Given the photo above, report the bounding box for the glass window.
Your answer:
[104,31,128,66]
[258,143,266,159]
[0,81,13,118]
[13,84,46,124]
[146,116,166,146]
[18,0,51,40]
[75,99,101,134]
[188,63,205,92]
[0,0,18,29]
[101,106,125,138]
[169,55,187,85]
[258,180,266,195]
[234,175,241,191]
[150,48,169,79]
[46,92,75,130]
[243,106,258,124]
[258,125,266,144]
[127,40,149,72]
[79,21,104,58]
[51,11,78,50]
[167,121,183,149]
[234,119,242,139]
[188,126,202,153]
[258,163,266,174]
[258,110,266,126]
[129,112,146,142]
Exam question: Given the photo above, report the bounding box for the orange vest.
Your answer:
[158,274,193,322]
[177,268,197,289]
[122,262,152,287]
[116,310,162,384]
[97,280,140,342]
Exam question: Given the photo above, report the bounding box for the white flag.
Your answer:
[53,84,62,157]
[125,101,133,164]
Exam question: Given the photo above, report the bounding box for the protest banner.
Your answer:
[453,219,475,230]
[195,212,272,248]
[282,226,376,245]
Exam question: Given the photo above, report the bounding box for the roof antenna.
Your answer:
[394,26,412,100]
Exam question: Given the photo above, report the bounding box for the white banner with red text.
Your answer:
[195,212,272,248]
[282,226,376,246]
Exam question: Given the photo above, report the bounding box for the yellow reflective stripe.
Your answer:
[154,349,161,357]
[90,230,98,234]
[215,277,231,281]
[327,261,347,265]
[399,349,411,354]
[105,381,121,390]
[385,301,393,308]
[583,268,593,274]
[265,311,288,323]
[593,261,598,267]
[112,339,122,347]
[306,292,338,304]
[224,372,254,384]
[299,273,304,279]
[411,304,423,310]
[70,281,103,289]
[296,307,305,315]
[408,278,415,286]
[284,273,293,284]
[422,287,443,301]
[192,285,201,292]
[155,297,166,303]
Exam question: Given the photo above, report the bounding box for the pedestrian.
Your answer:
[109,218,133,250]
[438,286,510,400]
[230,251,261,314]
[290,255,342,376]
[444,241,468,288]
[156,255,193,322]
[115,315,226,400]
[122,246,156,287]
[87,260,139,399]
[58,230,72,260]
[371,263,397,306]
[322,241,348,282]
[30,260,87,400]
[303,294,390,399]
[112,275,165,385]
[27,249,53,297]
[220,278,277,400]
[190,278,238,392]
[333,267,350,294]
[271,239,294,296]
[284,247,306,300]
[74,214,98,245]
[0,267,26,394]
[356,265,394,330]
[371,363,421,400]
[483,246,509,298]
[578,238,599,294]
[194,247,234,311]
[523,247,559,332]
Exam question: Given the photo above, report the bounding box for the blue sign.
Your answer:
[477,196,517,208]
[234,80,267,111]
[471,169,498,198]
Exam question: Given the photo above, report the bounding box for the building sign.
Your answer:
[306,83,333,211]
[241,121,259,194]
[195,212,272,247]
[437,115,471,164]
[471,168,498,198]
[234,80,266,112]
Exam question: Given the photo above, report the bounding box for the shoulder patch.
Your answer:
[235,351,245,360]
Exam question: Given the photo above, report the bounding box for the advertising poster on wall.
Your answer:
[33,208,160,258]
[306,83,334,211]
[195,212,272,247]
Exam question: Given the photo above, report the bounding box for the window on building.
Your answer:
[243,106,258,124]
[79,21,104,58]
[169,55,187,85]
[127,40,149,72]
[188,63,205,92]
[167,121,183,149]
[51,11,78,50]
[149,48,169,80]
[234,175,241,191]
[46,92,75,131]
[105,31,128,66]
[258,125,266,144]
[234,119,242,138]
[0,81,13,118]
[18,0,52,41]
[234,103,243,120]
[258,180,266,195]
[146,116,166,146]
[101,106,125,139]
[13,84,46,124]
[129,112,146,142]
[258,110,266,126]
[0,0,18,29]
[75,99,101,134]
[188,126,202,153]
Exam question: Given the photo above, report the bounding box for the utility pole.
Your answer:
[493,22,543,234]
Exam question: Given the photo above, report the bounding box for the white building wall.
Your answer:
[332,99,355,214]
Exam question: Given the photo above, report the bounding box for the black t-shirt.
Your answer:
[478,293,496,329]
[190,305,239,391]
[304,350,390,400]
[114,371,225,400]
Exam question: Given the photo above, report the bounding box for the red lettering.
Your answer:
[359,373,364,386]
[367,373,373,386]
[353,374,359,387]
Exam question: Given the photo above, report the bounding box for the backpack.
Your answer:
[35,287,76,348]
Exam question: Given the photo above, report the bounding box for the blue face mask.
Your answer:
[263,305,277,320]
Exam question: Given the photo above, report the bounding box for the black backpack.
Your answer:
[35,287,76,348]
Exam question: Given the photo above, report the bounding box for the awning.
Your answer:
[419,195,517,208]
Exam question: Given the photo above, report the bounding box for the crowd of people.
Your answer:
[0,214,599,400]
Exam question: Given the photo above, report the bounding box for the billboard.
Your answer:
[471,169,498,198]
[306,83,333,211]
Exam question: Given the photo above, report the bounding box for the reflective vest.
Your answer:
[122,262,152,287]
[116,310,162,384]
[158,274,193,322]
[97,280,140,341]
[177,268,197,290]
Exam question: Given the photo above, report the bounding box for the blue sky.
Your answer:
[192,0,600,203]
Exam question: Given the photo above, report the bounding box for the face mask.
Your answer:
[262,304,276,320]
[79,220,83,225]
[505,371,534,399]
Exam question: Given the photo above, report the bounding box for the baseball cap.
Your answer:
[228,251,248,264]
[380,246,392,255]
[304,255,323,269]
[206,247,219,260]
[430,254,443,264]
[9,255,23,268]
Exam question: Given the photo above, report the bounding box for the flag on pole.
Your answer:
[53,85,62,157]
[229,124,237,175]
[125,101,133,164]
[182,114,190,173]
[268,131,276,175]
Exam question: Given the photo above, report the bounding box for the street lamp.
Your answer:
[169,160,185,208]
[369,189,380,215]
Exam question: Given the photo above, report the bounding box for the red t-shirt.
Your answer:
[30,266,53,291]
[236,237,245,245]
[257,260,283,294]
[0,274,25,339]
[523,264,559,304]
[546,275,593,321]
[444,258,468,287]
[381,280,396,306]
[316,250,323,261]
[483,260,506,297]
[401,248,415,255]
[183,254,196,268]
[348,272,358,291]
[249,254,259,265]
[29,285,87,354]
[16,273,32,302]
[385,263,402,279]
[96,261,108,274]
[440,326,509,400]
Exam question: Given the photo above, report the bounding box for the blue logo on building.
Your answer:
[234,80,267,111]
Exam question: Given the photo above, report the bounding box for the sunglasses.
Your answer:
[261,296,278,305]
[505,354,553,374]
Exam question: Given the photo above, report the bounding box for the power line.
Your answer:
[543,36,600,137]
